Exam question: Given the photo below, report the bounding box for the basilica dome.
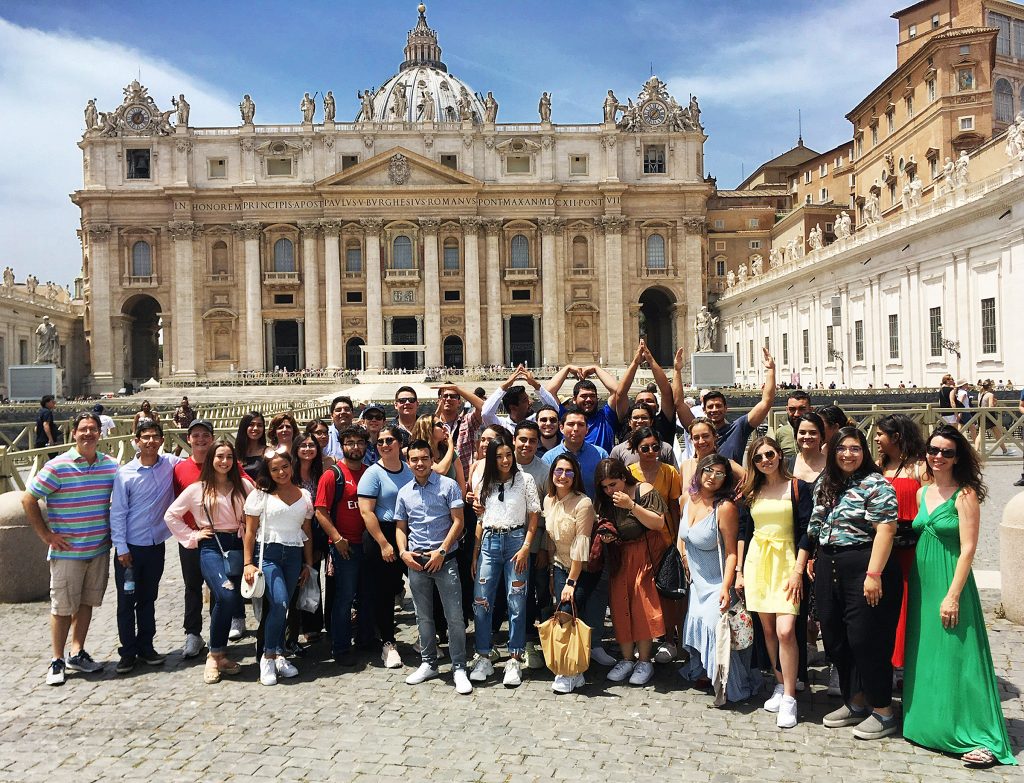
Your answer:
[356,5,487,124]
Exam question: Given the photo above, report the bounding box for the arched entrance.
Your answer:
[443,336,464,369]
[638,287,676,367]
[390,317,419,370]
[346,337,365,371]
[122,294,162,389]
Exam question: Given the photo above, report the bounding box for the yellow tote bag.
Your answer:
[537,600,591,676]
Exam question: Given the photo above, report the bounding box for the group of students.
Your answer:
[20,340,1016,768]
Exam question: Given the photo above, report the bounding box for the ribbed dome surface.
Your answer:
[359,67,485,123]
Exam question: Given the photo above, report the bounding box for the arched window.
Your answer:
[510,234,530,268]
[996,78,1014,123]
[346,241,362,273]
[345,336,365,370]
[131,241,152,277]
[273,238,295,272]
[392,235,413,268]
[572,235,588,268]
[211,241,229,276]
[646,234,666,269]
[443,238,460,271]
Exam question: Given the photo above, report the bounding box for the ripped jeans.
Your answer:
[198,536,243,654]
[473,527,529,657]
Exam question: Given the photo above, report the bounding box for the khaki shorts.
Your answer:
[49,555,110,616]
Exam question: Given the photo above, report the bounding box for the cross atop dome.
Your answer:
[401,3,446,73]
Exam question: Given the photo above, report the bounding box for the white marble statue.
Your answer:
[1006,122,1022,161]
[942,157,956,193]
[25,274,39,295]
[909,177,923,208]
[323,91,335,122]
[737,263,748,283]
[392,82,409,121]
[726,270,736,288]
[359,89,375,121]
[603,90,623,123]
[836,211,852,239]
[955,150,970,188]
[458,87,473,121]
[695,306,719,352]
[300,92,315,123]
[750,254,763,276]
[172,94,190,126]
[539,92,552,122]
[239,94,255,124]
[84,99,98,131]
[417,90,436,122]
[901,182,912,211]
[35,316,59,364]
[864,190,881,224]
[769,247,783,268]
[1017,113,1024,160]
[2,266,13,291]
[484,91,498,123]
[808,224,824,251]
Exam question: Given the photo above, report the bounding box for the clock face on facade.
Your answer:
[125,105,152,131]
[641,100,668,126]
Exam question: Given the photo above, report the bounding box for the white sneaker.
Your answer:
[183,634,205,659]
[552,673,585,693]
[228,618,245,641]
[827,665,841,696]
[628,660,654,686]
[259,656,277,686]
[764,683,785,712]
[469,654,494,682]
[453,668,473,695]
[777,695,798,729]
[653,642,678,664]
[502,658,523,688]
[381,642,402,669]
[275,657,298,678]
[405,662,439,685]
[591,646,616,667]
[606,660,635,682]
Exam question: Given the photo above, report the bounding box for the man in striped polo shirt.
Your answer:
[23,411,119,685]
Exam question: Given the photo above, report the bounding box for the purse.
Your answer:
[203,501,243,578]
[587,519,618,573]
[296,567,320,613]
[652,541,689,600]
[714,507,753,651]
[537,599,592,676]
[240,493,267,600]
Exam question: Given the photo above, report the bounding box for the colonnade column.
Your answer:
[483,219,504,365]
[168,220,198,377]
[681,217,707,361]
[322,220,343,369]
[360,218,385,369]
[297,319,305,369]
[237,221,264,370]
[264,319,274,370]
[421,218,442,367]
[502,315,512,366]
[460,217,483,366]
[384,317,393,370]
[601,216,627,365]
[531,314,541,367]
[538,217,563,366]
[299,221,321,369]
[86,224,114,389]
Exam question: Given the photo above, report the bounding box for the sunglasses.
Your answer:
[537,418,558,425]
[440,393,460,400]
[553,467,575,478]
[377,436,397,446]
[752,450,777,464]
[637,443,659,453]
[702,467,727,479]
[927,446,957,458]
[363,413,384,421]
[396,397,417,405]
[498,482,506,502]
[433,422,447,429]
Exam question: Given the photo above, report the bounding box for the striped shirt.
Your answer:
[26,447,118,560]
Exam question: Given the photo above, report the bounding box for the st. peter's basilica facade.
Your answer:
[73,5,708,391]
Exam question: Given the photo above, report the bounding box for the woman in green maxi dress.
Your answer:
[903,425,1016,767]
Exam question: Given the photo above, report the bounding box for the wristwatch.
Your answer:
[438,547,447,557]
[566,578,577,587]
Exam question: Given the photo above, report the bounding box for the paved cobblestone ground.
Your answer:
[0,465,1021,782]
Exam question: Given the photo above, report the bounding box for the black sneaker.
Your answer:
[1014,477,1024,487]
[46,658,66,686]
[115,655,137,674]
[65,650,103,673]
[138,650,166,666]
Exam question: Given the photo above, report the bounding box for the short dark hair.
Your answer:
[787,390,811,404]
[395,386,417,401]
[41,394,55,407]
[331,395,354,411]
[535,404,559,420]
[135,419,163,438]
[572,379,598,398]
[72,411,101,432]
[407,438,432,456]
[702,390,727,407]
[560,404,588,425]
[338,425,368,443]
[628,426,659,452]
[502,385,529,413]
[514,420,540,439]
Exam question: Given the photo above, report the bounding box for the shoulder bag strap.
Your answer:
[256,491,268,571]
[202,496,230,560]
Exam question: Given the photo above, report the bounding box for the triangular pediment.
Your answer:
[316,146,481,189]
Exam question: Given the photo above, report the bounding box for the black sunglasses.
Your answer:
[927,446,956,458]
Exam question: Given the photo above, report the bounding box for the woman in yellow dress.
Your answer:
[737,436,814,729]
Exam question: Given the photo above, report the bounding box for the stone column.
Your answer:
[593,219,608,361]
[415,315,424,346]
[360,218,384,369]
[173,138,193,186]
[532,314,541,367]
[460,217,483,367]
[483,219,503,365]
[236,221,264,370]
[384,316,393,370]
[680,217,707,361]
[601,135,618,182]
[86,224,114,389]
[168,220,199,377]
[322,220,343,369]
[421,218,442,367]
[297,319,305,369]
[503,315,512,366]
[239,137,256,184]
[264,319,274,370]
[602,216,628,365]
[538,217,563,366]
[299,221,321,368]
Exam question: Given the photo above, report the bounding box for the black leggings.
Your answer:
[361,525,406,645]
[815,545,901,709]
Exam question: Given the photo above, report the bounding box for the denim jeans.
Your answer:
[113,543,165,658]
[198,536,243,653]
[552,563,601,636]
[258,543,303,656]
[329,543,363,655]
[579,559,610,649]
[473,528,529,657]
[408,558,467,669]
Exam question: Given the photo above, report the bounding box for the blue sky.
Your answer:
[0,0,899,285]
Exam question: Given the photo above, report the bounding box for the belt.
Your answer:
[482,524,525,535]
[818,541,872,555]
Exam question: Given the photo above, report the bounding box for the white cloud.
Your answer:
[0,19,238,286]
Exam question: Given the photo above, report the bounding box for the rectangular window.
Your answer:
[856,137,863,157]
[908,23,917,38]
[826,325,834,353]
[126,149,150,179]
[266,157,293,176]
[346,245,362,273]
[802,329,810,365]
[341,154,359,170]
[207,158,226,178]
[782,333,789,366]
[1014,19,1024,59]
[825,222,834,233]
[871,125,878,146]
[820,188,829,202]
[990,12,1011,56]
[888,313,900,359]
[804,170,812,184]
[715,259,726,276]
[714,240,726,251]
[855,320,864,361]
[273,294,293,305]
[905,95,914,118]
[345,291,363,303]
[569,154,588,175]
[932,13,939,28]
[443,289,461,302]
[957,68,974,92]
[835,155,844,168]
[959,116,975,131]
[886,110,895,135]
[819,163,828,177]
[960,45,970,55]
[440,154,458,169]
[927,79,936,102]
[511,289,531,301]
[713,219,725,230]
[929,306,943,356]
[747,218,759,229]
[643,144,666,174]
[981,297,997,353]
[764,336,770,353]
[506,155,531,174]
[749,240,761,249]
[930,158,939,179]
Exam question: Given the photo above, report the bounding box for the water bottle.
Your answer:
[123,566,136,595]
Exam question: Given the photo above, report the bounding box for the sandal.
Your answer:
[203,657,221,684]
[961,748,996,768]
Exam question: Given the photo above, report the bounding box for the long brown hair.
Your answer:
[199,438,247,521]
[410,414,447,461]
[593,458,638,519]
[738,436,792,503]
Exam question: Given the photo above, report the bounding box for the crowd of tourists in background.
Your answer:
[19,340,1019,768]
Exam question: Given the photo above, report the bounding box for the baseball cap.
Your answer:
[187,418,215,435]
[361,404,386,417]
[92,404,104,413]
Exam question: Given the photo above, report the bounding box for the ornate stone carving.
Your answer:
[322,135,334,150]
[240,138,255,152]
[320,220,343,237]
[341,222,364,236]
[463,134,474,148]
[682,216,707,234]
[302,137,313,153]
[483,91,498,123]
[541,135,553,149]
[808,226,823,251]
[442,315,462,326]
[84,99,98,132]
[617,76,700,133]
[172,94,190,126]
[601,135,617,149]
[363,134,374,149]
[459,216,483,233]
[358,89,375,122]
[538,217,564,235]
[423,134,434,149]
[750,254,763,276]
[694,306,718,352]
[598,215,628,234]
[359,218,384,234]
[420,218,441,232]
[168,220,199,239]
[481,218,503,236]
[769,247,784,267]
[94,80,174,137]
[836,211,852,239]
[299,220,320,238]
[388,153,411,185]
[175,139,193,154]
[484,136,495,149]
[86,224,111,239]
[234,221,262,240]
